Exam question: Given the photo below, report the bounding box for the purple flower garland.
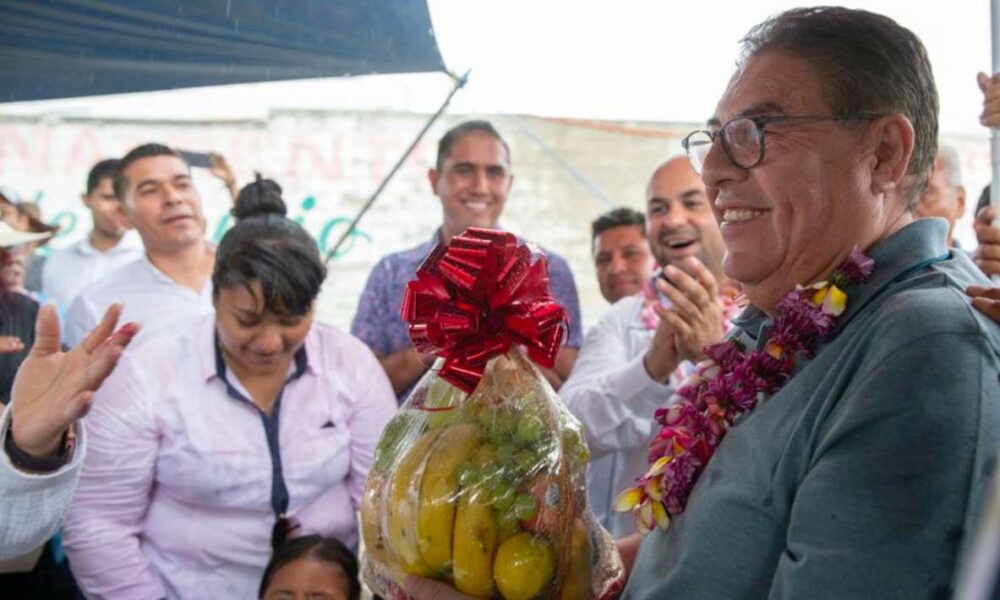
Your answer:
[615,247,875,534]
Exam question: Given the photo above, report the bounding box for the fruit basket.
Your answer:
[360,229,624,600]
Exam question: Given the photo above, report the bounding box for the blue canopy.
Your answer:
[0,0,447,102]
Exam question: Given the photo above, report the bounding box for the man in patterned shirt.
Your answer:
[351,120,583,403]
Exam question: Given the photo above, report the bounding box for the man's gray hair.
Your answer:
[936,144,963,190]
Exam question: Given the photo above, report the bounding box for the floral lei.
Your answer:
[615,247,875,534]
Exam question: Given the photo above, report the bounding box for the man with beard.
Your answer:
[560,155,738,537]
[65,144,215,346]
[42,159,143,311]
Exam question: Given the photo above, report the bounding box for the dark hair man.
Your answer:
[64,144,215,346]
[351,120,584,401]
[42,159,143,311]
[591,207,654,304]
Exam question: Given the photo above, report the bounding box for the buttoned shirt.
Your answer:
[41,232,143,312]
[560,294,680,537]
[0,405,85,560]
[561,283,741,537]
[63,252,213,347]
[625,219,1000,599]
[62,315,397,599]
[351,230,584,402]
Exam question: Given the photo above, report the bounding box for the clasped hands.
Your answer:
[643,257,724,383]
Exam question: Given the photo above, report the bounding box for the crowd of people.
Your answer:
[3,5,1000,599]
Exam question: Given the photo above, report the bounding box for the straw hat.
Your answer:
[0,221,53,248]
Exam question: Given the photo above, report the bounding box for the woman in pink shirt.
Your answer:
[62,179,397,599]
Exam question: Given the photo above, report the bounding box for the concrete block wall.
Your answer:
[0,111,990,332]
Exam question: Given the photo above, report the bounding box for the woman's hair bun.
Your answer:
[232,174,287,220]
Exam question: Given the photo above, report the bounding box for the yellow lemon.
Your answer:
[493,533,556,600]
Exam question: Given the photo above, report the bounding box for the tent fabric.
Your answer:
[0,0,447,102]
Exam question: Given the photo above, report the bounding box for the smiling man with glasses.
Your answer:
[682,112,885,175]
[612,6,1000,600]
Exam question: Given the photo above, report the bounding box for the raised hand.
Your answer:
[978,72,1000,128]
[9,304,139,458]
[643,300,682,383]
[973,206,1000,277]
[209,152,239,201]
[656,257,724,362]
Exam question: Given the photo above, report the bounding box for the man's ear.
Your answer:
[427,168,440,196]
[868,114,915,196]
[81,193,91,209]
[956,185,967,220]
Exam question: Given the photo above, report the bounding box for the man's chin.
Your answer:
[607,282,643,303]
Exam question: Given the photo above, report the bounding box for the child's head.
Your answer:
[259,535,360,600]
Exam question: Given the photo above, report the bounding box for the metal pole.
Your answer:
[992,0,1000,222]
[954,9,1000,600]
[323,70,469,264]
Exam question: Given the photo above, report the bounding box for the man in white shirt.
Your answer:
[65,144,216,346]
[42,159,143,312]
[561,156,737,537]
[591,207,656,305]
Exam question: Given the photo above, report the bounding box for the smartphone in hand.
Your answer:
[178,150,213,168]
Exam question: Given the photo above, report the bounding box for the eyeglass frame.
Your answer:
[681,112,887,174]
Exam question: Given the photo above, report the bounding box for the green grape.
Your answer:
[515,415,546,446]
[494,412,519,439]
[491,482,516,513]
[477,408,496,435]
[371,411,422,471]
[425,409,462,430]
[478,463,504,486]
[456,462,479,488]
[514,450,540,477]
[496,511,522,538]
[496,441,516,463]
[512,493,538,521]
[562,427,590,465]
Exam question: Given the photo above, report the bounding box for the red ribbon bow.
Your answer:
[401,228,568,393]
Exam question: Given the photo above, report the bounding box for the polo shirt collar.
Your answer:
[731,218,950,339]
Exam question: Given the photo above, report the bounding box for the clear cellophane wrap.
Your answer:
[361,349,625,600]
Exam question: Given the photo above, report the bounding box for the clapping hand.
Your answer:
[644,257,724,382]
[9,304,139,458]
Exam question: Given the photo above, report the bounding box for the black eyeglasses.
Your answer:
[681,113,885,175]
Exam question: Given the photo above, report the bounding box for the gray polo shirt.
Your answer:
[625,219,1000,600]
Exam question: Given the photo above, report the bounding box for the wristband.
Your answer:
[4,421,73,473]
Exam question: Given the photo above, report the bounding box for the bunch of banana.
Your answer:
[361,352,599,599]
